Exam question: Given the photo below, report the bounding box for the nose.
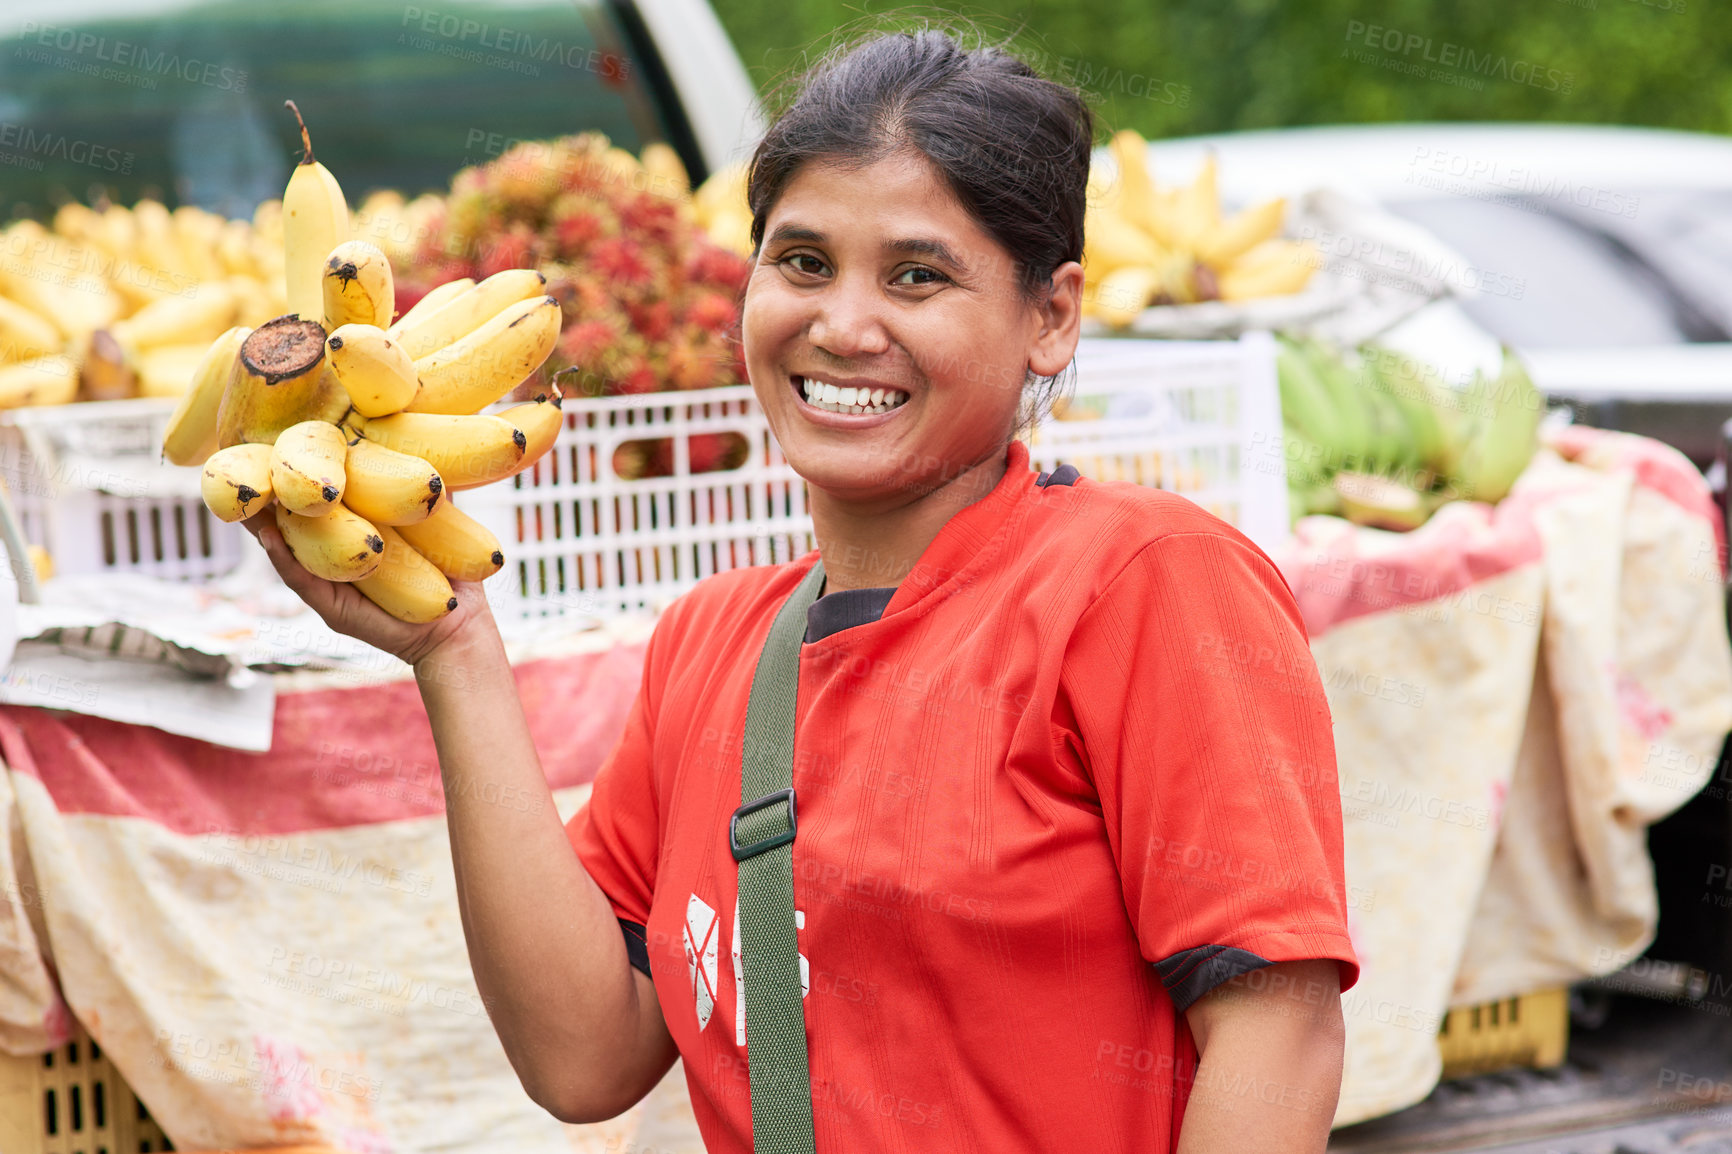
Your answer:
[806,275,891,360]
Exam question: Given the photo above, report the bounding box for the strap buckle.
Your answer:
[730,787,798,862]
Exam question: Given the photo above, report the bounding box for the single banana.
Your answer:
[201,442,275,522]
[407,295,561,415]
[132,200,192,280]
[1093,266,1163,329]
[391,268,547,360]
[497,379,564,475]
[135,344,214,399]
[0,224,121,339]
[322,239,394,331]
[386,278,474,338]
[163,325,251,466]
[1216,241,1317,301]
[281,100,350,324]
[348,410,525,489]
[355,523,457,623]
[1108,129,1156,237]
[218,219,258,276]
[639,141,691,198]
[1171,153,1220,253]
[342,438,444,525]
[216,316,350,447]
[275,502,384,582]
[1449,354,1543,505]
[271,419,349,516]
[396,499,503,582]
[0,354,79,408]
[0,296,63,364]
[110,281,237,355]
[1194,198,1287,268]
[171,205,226,282]
[326,323,420,417]
[1082,211,1165,281]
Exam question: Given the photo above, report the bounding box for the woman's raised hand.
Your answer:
[241,510,495,669]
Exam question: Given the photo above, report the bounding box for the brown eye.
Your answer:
[893,266,946,286]
[784,254,828,276]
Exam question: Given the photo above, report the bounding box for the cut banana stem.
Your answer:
[396,499,503,582]
[275,502,383,582]
[164,325,251,466]
[391,268,547,360]
[342,438,444,525]
[407,295,561,415]
[356,523,458,623]
[271,419,349,516]
[327,323,420,417]
[201,442,275,522]
[387,277,473,337]
[218,319,350,448]
[322,239,394,330]
[350,411,526,489]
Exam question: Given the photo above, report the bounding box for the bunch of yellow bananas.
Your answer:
[163,104,564,624]
[0,189,292,407]
[1083,130,1321,329]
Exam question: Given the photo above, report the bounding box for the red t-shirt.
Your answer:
[567,440,1358,1152]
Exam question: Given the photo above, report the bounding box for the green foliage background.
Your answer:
[708,0,1731,141]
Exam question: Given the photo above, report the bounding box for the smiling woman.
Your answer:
[246,23,1360,1154]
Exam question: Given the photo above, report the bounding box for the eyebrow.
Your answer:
[763,224,971,272]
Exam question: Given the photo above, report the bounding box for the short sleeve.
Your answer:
[1062,530,1360,1010]
[565,618,671,927]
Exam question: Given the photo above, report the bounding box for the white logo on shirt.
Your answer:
[685,893,719,1031]
[728,895,808,1048]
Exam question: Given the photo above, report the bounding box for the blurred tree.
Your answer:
[709,0,1732,140]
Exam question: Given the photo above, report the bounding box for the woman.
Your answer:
[252,28,1358,1153]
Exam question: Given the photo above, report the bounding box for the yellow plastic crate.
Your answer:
[0,1023,174,1154]
[1436,987,1569,1078]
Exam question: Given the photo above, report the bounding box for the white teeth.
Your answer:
[796,376,911,414]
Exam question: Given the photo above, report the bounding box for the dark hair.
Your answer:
[747,29,1093,301]
[745,29,1094,431]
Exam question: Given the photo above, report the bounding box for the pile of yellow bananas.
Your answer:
[0,195,290,408]
[163,105,562,624]
[1084,130,1320,329]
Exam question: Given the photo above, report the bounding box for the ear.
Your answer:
[1028,261,1084,379]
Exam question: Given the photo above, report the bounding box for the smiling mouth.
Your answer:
[793,375,910,415]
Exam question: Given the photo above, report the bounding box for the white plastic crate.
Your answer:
[0,398,246,583]
[466,332,1287,621]
[464,385,813,620]
[1032,331,1289,551]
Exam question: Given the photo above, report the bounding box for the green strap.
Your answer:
[734,559,826,1153]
